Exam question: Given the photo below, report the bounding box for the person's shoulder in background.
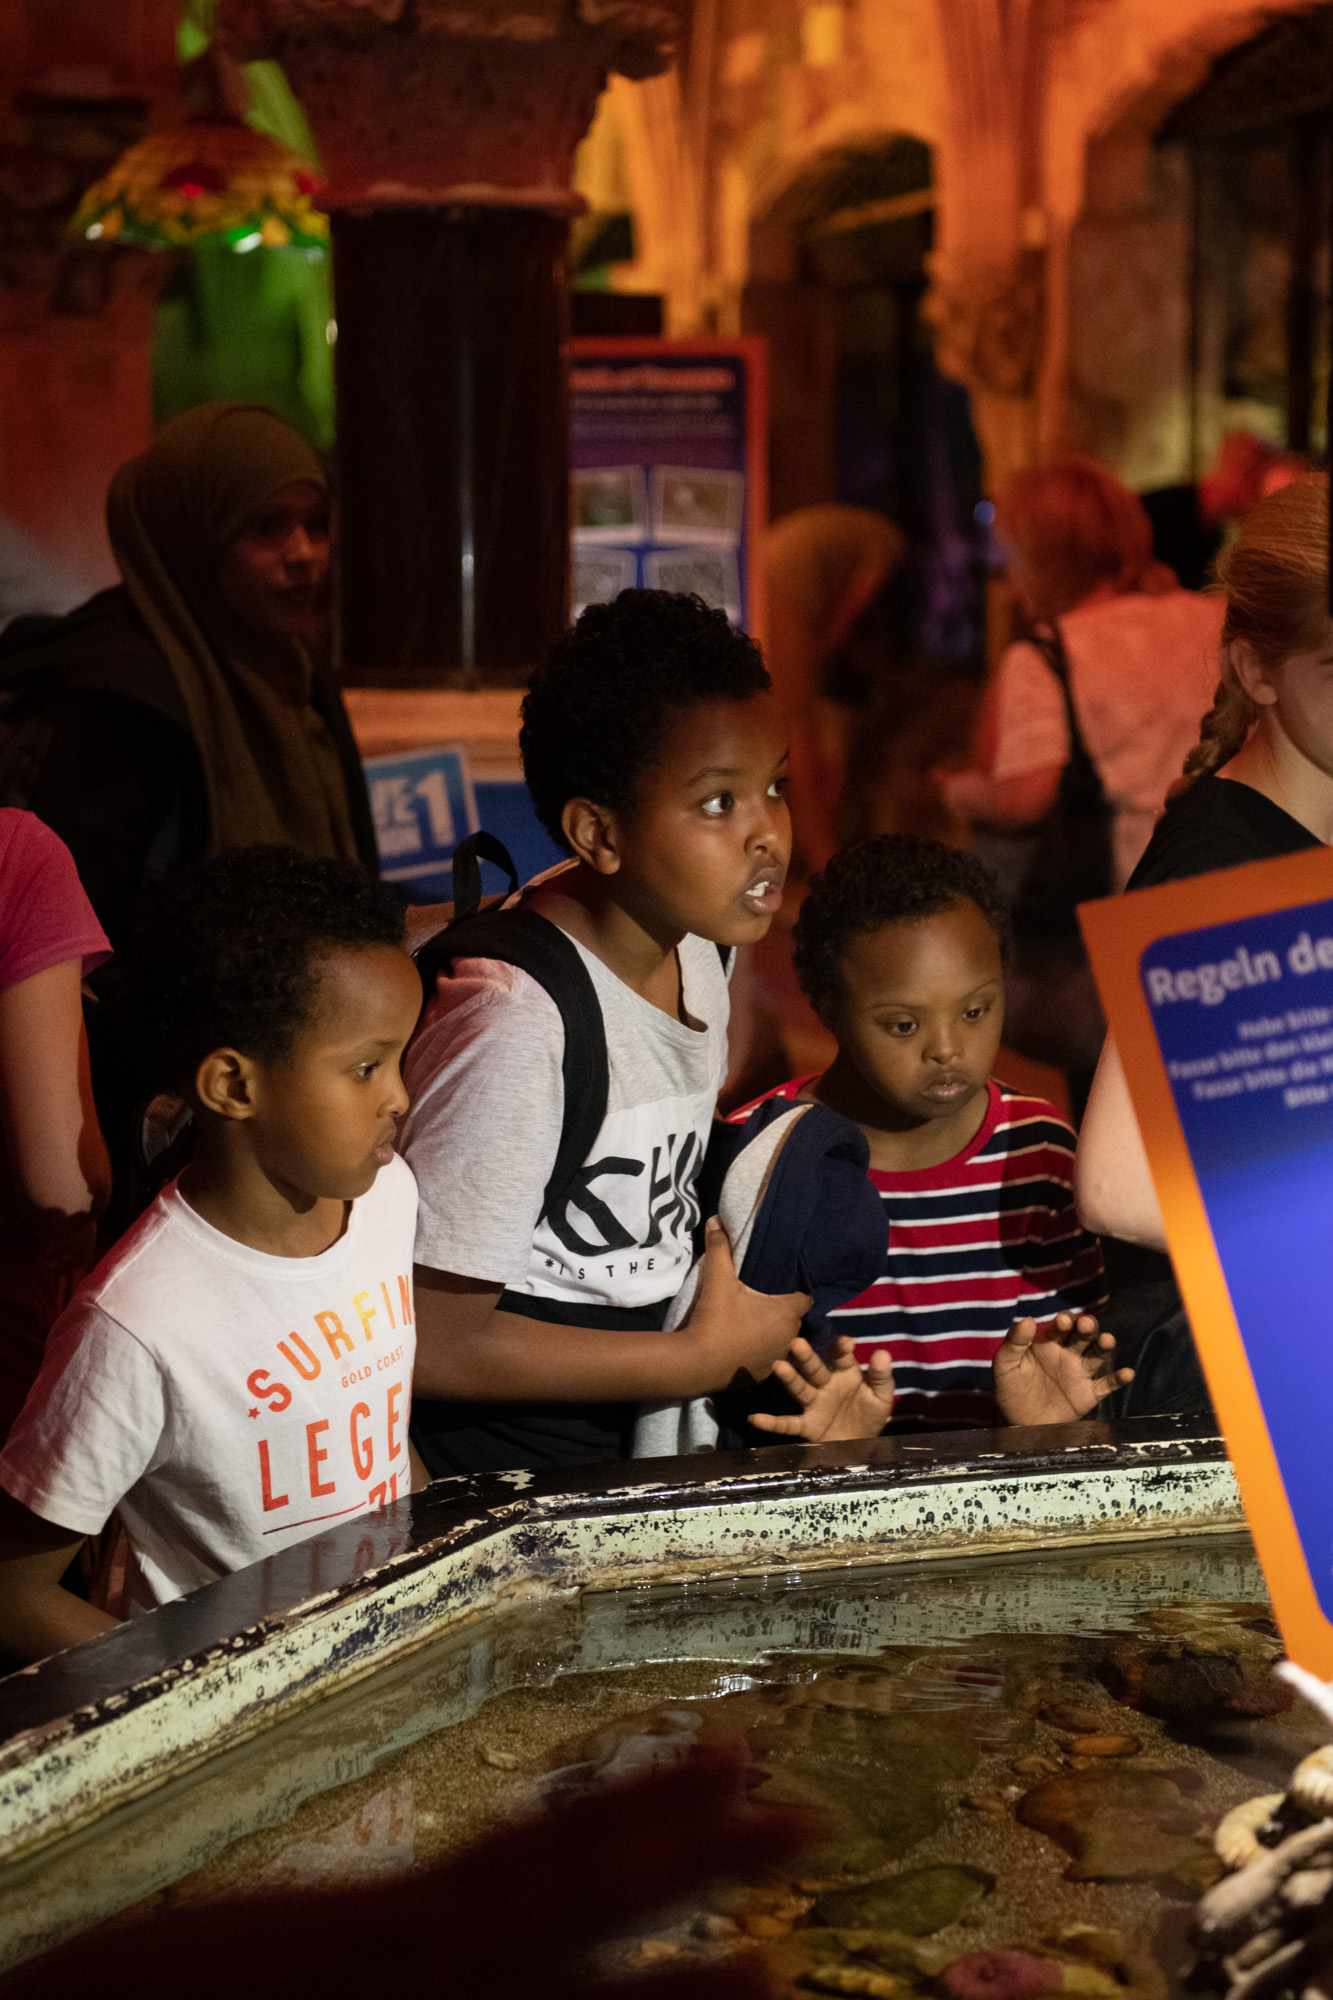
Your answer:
[0,585,188,729]
[1061,581,1222,691]
[1072,581,1222,639]
[1128,773,1321,891]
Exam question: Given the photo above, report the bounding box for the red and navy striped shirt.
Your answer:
[727,1076,1106,1430]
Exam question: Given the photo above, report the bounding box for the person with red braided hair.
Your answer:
[1079,472,1333,1418]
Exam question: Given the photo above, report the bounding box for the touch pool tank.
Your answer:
[0,1417,1314,1997]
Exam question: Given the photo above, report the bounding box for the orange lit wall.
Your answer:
[0,0,178,587]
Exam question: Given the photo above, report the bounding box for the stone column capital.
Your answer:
[217,0,690,208]
[924,248,1045,403]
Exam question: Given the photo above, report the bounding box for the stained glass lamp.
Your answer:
[70,114,328,254]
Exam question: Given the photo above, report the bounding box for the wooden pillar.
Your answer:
[218,0,686,689]
[332,206,570,690]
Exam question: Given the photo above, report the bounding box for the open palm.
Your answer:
[993,1311,1132,1426]
[750,1334,895,1442]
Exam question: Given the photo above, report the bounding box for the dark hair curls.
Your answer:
[520,590,770,848]
[133,845,408,1091]
[793,834,1011,1023]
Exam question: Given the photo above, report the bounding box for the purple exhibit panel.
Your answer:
[569,343,758,631]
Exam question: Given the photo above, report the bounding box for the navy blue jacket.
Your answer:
[698,1095,888,1447]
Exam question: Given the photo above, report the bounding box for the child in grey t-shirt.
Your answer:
[404,917,728,1318]
[402,592,809,1474]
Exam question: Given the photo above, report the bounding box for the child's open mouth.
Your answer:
[740,869,785,915]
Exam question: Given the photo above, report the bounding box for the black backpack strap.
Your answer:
[1010,622,1116,946]
[414,905,608,1223]
[1028,622,1112,830]
[1030,623,1099,778]
[450,830,521,922]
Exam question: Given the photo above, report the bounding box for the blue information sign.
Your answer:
[1140,903,1333,1620]
[569,338,767,639]
[364,744,479,899]
[1082,845,1333,1671]
[363,744,565,902]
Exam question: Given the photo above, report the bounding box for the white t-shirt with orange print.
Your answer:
[0,1153,417,1615]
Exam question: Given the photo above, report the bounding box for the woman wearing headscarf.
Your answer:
[0,400,376,951]
[0,402,378,1230]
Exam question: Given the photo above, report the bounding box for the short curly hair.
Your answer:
[793,835,1012,1023]
[520,591,770,848]
[134,846,408,1090]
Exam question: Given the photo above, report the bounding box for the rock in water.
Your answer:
[1017,1767,1205,1880]
[812,1865,995,1933]
[751,1707,981,1886]
[1096,1612,1285,1724]
[1068,1735,1140,1759]
[802,1967,902,1998]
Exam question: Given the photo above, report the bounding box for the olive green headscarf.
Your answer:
[106,401,360,861]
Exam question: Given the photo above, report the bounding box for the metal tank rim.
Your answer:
[0,1416,1238,1865]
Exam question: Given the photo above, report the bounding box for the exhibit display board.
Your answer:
[1081,847,1333,1673]
[568,336,768,641]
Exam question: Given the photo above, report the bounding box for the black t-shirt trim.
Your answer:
[1128,773,1320,891]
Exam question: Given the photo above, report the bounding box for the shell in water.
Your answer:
[1214,1793,1285,1870]
[1291,1746,1333,1817]
[1282,1866,1333,1909]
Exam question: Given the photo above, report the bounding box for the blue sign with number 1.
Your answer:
[364,744,479,898]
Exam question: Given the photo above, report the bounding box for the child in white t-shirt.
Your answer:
[0,846,424,1660]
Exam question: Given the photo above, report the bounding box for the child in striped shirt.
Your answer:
[730,836,1125,1438]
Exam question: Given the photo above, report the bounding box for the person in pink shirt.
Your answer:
[0,810,111,1439]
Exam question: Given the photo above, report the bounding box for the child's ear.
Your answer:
[194,1048,258,1121]
[561,796,622,875]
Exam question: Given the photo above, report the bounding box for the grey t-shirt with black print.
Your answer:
[401,929,730,1315]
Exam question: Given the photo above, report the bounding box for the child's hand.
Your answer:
[992,1310,1133,1427]
[682,1217,813,1390]
[749,1335,895,1443]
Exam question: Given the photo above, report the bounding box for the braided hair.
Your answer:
[1170,472,1328,799]
[1171,677,1259,797]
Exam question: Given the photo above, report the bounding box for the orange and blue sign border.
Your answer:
[1081,845,1333,1672]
